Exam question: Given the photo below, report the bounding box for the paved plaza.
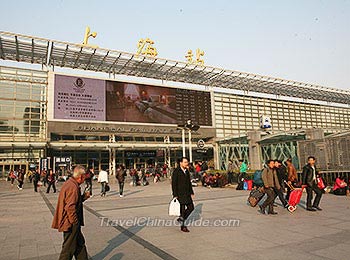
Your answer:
[0,178,349,260]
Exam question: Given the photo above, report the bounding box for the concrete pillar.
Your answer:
[247,130,262,170]
[214,142,220,169]
[305,128,324,140]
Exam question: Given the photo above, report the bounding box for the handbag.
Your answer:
[105,183,110,192]
[317,177,325,190]
[168,198,180,216]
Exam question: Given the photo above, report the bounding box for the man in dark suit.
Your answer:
[172,157,194,232]
[302,156,323,211]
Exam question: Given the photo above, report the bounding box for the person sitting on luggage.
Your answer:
[333,176,349,196]
[215,172,224,187]
[286,158,299,200]
[206,173,215,188]
[201,172,209,187]
[259,160,280,215]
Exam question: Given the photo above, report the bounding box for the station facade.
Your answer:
[1,31,350,176]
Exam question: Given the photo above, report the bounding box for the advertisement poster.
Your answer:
[54,75,106,121]
[54,75,212,126]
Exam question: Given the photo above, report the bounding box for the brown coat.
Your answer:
[262,167,281,190]
[287,164,298,182]
[51,178,84,232]
[116,169,127,183]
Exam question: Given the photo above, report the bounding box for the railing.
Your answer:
[297,171,350,186]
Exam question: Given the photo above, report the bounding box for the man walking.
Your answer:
[98,168,109,197]
[172,157,195,232]
[85,167,94,196]
[33,168,41,192]
[46,169,57,193]
[274,160,288,208]
[286,158,298,200]
[17,169,24,190]
[52,165,90,260]
[259,160,280,215]
[227,160,234,185]
[116,165,127,197]
[302,156,323,211]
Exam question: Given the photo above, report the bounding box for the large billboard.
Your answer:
[54,75,106,121]
[53,74,212,126]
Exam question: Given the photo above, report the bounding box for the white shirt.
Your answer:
[311,166,316,181]
[98,170,109,183]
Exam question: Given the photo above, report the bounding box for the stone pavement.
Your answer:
[0,177,350,260]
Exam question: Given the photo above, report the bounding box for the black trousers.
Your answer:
[33,180,38,192]
[85,179,93,195]
[18,180,24,188]
[334,187,349,196]
[47,182,56,193]
[273,187,288,207]
[118,181,124,195]
[59,224,88,260]
[180,202,194,227]
[306,184,322,209]
[227,172,233,184]
[262,188,275,213]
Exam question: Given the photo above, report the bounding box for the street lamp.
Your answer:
[178,120,200,163]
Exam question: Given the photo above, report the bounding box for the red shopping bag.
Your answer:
[317,177,325,190]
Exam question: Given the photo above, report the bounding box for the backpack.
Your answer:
[253,170,264,186]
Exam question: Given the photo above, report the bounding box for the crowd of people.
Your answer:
[4,156,348,258]
[252,156,350,215]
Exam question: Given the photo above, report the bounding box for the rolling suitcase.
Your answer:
[285,181,304,212]
[247,187,265,207]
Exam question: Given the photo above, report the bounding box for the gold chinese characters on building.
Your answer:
[82,26,98,48]
[136,38,158,57]
[185,48,205,65]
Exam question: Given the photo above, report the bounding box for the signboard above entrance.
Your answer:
[53,74,213,126]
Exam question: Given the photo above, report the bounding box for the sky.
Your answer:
[1,0,349,90]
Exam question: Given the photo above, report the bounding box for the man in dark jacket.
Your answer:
[274,160,288,208]
[46,169,57,193]
[172,157,194,232]
[302,156,323,211]
[85,166,94,196]
[33,168,41,192]
[52,165,90,259]
[116,165,127,197]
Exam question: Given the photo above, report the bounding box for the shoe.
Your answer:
[181,226,190,232]
[17,185,20,189]
[268,211,278,215]
[120,195,124,198]
[284,204,289,209]
[19,188,23,191]
[177,217,184,223]
[306,207,317,211]
[273,203,278,207]
[313,206,322,211]
[259,205,266,215]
